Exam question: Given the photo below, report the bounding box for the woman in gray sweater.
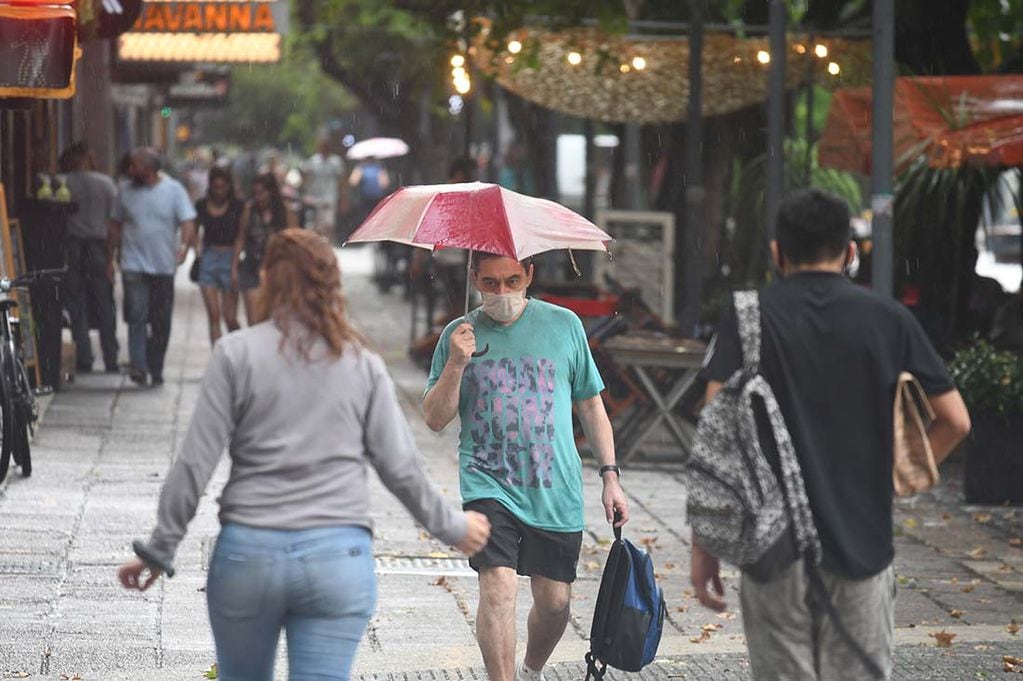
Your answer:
[117,229,490,680]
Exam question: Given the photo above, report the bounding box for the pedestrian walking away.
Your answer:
[693,188,972,681]
[194,165,244,345]
[301,137,345,243]
[232,173,296,325]
[117,229,490,681]
[423,251,629,681]
[107,147,197,386]
[59,141,120,374]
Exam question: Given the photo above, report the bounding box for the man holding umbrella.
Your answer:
[423,251,629,681]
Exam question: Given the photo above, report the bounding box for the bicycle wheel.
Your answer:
[9,358,33,478]
[0,349,14,484]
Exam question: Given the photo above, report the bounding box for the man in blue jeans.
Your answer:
[107,148,196,386]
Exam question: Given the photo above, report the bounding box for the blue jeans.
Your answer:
[207,524,376,681]
[121,271,174,380]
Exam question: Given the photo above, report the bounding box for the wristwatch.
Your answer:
[599,464,621,479]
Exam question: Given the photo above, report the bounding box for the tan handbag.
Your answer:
[893,372,938,497]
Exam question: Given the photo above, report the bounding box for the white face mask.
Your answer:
[481,290,527,323]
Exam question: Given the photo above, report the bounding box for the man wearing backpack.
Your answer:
[693,188,971,680]
[423,251,629,681]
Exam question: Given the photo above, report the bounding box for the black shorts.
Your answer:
[464,498,583,584]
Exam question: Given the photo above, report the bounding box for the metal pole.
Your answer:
[678,1,703,336]
[765,0,786,265]
[583,119,596,219]
[804,34,815,186]
[871,0,895,297]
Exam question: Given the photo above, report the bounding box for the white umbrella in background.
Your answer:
[346,137,410,160]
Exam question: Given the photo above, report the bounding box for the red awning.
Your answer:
[819,76,1023,173]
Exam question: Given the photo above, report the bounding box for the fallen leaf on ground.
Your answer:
[701,623,724,632]
[418,530,429,541]
[204,662,218,679]
[950,577,959,584]
[1008,619,1020,635]
[683,589,694,598]
[1010,538,1022,547]
[676,605,689,613]
[433,576,449,587]
[929,630,956,648]
[690,630,710,644]
[973,512,993,523]
[902,518,918,530]
[9,672,29,679]
[961,584,976,593]
[967,546,987,559]
[1005,656,1023,673]
[664,562,677,570]
[596,538,611,546]
[941,512,952,520]
[999,563,1014,573]
[640,536,659,552]
[949,609,965,619]
[427,551,451,559]
[973,644,992,651]
[585,561,601,571]
[716,611,737,620]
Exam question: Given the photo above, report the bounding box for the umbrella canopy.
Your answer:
[345,182,612,260]
[819,75,1023,173]
[346,137,409,161]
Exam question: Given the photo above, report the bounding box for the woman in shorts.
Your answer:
[195,166,244,345]
[232,173,296,324]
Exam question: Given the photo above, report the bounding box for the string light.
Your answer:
[814,44,828,58]
[504,56,515,64]
[756,50,770,64]
[631,56,646,70]
[619,63,631,73]
[455,77,471,94]
[794,44,807,54]
[450,54,465,68]
[452,66,466,79]
[507,40,522,54]
[827,61,841,75]
[733,55,742,63]
[567,51,582,66]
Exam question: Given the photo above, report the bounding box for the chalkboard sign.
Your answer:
[594,210,676,325]
[0,5,78,99]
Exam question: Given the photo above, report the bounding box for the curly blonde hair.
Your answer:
[262,229,363,359]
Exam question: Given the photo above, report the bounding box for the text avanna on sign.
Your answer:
[132,2,276,33]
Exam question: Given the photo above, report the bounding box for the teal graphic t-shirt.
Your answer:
[426,299,604,532]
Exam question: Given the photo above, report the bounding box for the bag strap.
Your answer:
[805,558,886,679]
[584,652,608,681]
[733,290,761,372]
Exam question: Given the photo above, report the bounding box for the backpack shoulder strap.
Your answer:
[733,290,761,372]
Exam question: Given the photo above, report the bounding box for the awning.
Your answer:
[471,26,871,124]
[819,76,1023,173]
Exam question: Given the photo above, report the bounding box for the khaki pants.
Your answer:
[740,561,895,681]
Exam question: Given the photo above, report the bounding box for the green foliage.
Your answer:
[198,48,356,152]
[949,339,1023,416]
[967,0,1023,72]
[723,137,862,285]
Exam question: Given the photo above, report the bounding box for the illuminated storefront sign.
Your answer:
[117,1,281,63]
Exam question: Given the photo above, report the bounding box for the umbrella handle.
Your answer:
[471,344,490,358]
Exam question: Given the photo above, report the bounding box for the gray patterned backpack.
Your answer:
[686,290,820,580]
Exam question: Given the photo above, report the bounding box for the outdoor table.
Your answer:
[603,333,706,463]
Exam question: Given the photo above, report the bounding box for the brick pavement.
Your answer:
[0,246,1019,680]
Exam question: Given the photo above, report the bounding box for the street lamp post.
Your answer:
[765,0,786,266]
[678,0,704,337]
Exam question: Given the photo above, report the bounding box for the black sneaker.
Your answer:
[150,374,164,386]
[128,369,147,386]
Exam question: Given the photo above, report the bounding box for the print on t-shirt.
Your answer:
[465,356,556,489]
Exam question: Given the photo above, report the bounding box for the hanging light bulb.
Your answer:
[794,44,807,54]
[567,51,582,66]
[455,77,472,94]
[814,43,828,58]
[619,63,631,73]
[631,56,647,70]
[507,40,522,54]
[827,61,841,76]
[450,54,465,68]
[452,66,466,79]
[756,50,770,64]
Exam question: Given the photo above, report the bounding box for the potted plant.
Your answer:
[948,340,1023,504]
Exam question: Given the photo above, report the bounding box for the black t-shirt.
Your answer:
[196,197,243,248]
[702,272,954,578]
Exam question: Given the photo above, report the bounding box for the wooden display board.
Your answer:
[0,184,41,385]
[594,210,676,325]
